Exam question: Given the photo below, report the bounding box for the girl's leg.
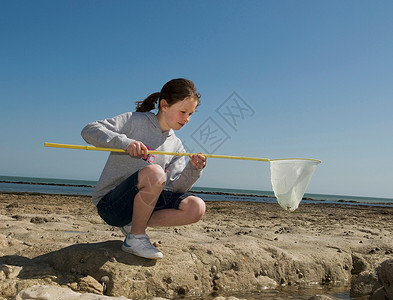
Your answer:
[147,195,206,227]
[131,164,166,234]
[122,170,204,260]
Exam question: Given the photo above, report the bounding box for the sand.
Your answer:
[0,192,392,299]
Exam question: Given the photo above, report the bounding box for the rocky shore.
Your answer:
[0,192,392,299]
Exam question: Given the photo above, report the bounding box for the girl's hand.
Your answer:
[127,141,148,159]
[190,153,207,170]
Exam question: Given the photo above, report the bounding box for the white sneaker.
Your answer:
[120,222,132,236]
[121,234,163,259]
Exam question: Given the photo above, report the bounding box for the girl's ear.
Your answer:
[160,99,169,111]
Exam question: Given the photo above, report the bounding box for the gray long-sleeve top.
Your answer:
[81,111,202,205]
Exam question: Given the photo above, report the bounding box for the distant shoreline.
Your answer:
[0,180,275,198]
[2,180,393,208]
[2,182,393,207]
[0,180,94,188]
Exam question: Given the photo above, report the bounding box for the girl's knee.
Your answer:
[183,196,206,222]
[138,164,166,188]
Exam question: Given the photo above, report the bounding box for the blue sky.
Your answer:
[1,1,392,198]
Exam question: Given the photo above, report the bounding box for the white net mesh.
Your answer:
[270,159,320,212]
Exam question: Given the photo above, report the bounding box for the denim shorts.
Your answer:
[96,170,191,227]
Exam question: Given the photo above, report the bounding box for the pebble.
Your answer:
[6,203,19,209]
[164,276,173,284]
[231,262,239,271]
[177,286,187,295]
[100,276,110,294]
[30,216,48,224]
[308,296,334,300]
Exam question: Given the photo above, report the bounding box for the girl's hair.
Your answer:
[135,78,201,112]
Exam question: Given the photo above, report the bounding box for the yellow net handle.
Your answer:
[44,142,321,163]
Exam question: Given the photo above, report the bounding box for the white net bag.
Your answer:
[270,159,320,212]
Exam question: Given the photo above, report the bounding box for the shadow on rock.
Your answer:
[0,240,157,296]
[35,240,157,272]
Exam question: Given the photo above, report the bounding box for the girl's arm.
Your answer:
[165,150,205,193]
[81,112,135,150]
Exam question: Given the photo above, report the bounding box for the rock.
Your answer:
[30,217,48,224]
[176,285,187,295]
[100,275,110,284]
[350,271,380,297]
[0,264,22,279]
[6,202,19,209]
[0,233,23,248]
[2,193,393,299]
[377,259,393,300]
[351,253,368,275]
[213,297,243,300]
[308,296,334,300]
[371,286,388,300]
[13,284,131,299]
[308,295,333,300]
[78,275,104,295]
[163,276,173,284]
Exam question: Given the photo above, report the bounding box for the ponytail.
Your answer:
[135,78,200,112]
[135,92,160,112]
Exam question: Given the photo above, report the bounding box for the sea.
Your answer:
[0,175,392,208]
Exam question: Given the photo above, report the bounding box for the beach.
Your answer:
[1,192,392,299]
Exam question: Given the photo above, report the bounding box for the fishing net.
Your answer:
[270,159,320,212]
[44,143,321,212]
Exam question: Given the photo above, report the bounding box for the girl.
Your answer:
[81,78,206,260]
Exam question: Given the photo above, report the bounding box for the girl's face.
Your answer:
[158,97,198,131]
